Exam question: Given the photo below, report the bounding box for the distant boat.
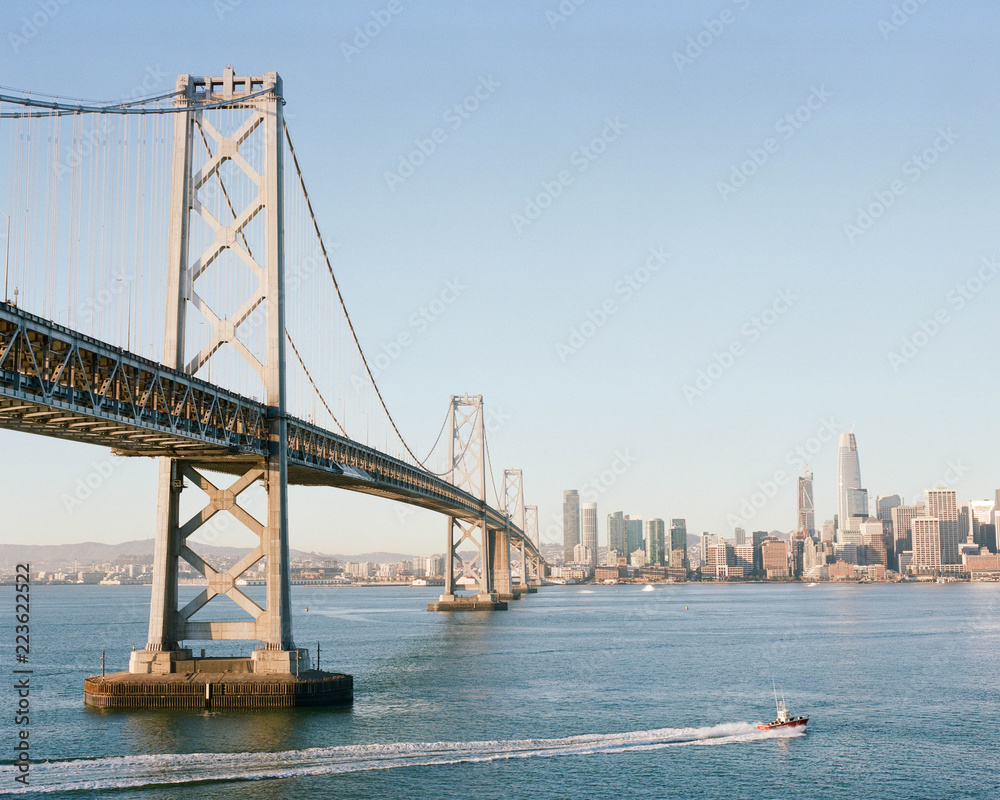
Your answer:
[757,680,808,733]
[641,584,655,592]
[807,582,817,587]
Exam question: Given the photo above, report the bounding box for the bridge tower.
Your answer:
[431,394,507,610]
[130,68,309,675]
[525,504,544,585]
[503,469,528,593]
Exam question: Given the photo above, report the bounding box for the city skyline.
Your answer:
[3,2,1000,557]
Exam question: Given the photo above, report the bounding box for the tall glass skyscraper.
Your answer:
[646,518,666,566]
[581,502,598,566]
[625,516,644,555]
[562,490,580,563]
[670,519,687,554]
[837,433,863,530]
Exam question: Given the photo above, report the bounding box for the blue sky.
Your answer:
[2,0,1000,555]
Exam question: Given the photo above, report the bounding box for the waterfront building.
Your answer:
[797,471,815,538]
[625,515,644,554]
[925,489,959,565]
[581,502,598,566]
[911,517,942,573]
[563,490,580,563]
[630,548,646,567]
[837,432,863,531]
[646,518,666,566]
[761,538,789,578]
[607,511,626,554]
[734,544,754,576]
[572,542,592,564]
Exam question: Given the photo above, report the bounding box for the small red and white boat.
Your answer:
[757,682,808,732]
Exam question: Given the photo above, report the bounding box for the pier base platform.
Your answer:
[427,593,508,612]
[515,585,538,594]
[84,668,353,709]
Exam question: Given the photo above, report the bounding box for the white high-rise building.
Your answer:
[925,489,959,565]
[911,517,942,572]
[581,502,598,566]
[837,432,863,531]
[969,500,994,546]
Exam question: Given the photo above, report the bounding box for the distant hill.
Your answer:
[0,539,421,568]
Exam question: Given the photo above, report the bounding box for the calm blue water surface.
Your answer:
[1,582,998,798]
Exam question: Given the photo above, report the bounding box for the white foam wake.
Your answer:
[5,722,802,795]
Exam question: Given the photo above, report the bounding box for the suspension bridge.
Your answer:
[0,68,546,705]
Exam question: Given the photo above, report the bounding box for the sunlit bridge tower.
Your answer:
[130,68,310,677]
[429,394,510,610]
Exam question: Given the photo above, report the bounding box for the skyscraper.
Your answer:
[925,488,959,565]
[876,495,901,520]
[891,504,918,572]
[581,502,598,566]
[625,516,644,555]
[646,518,666,566]
[969,500,994,547]
[734,526,746,546]
[670,519,687,553]
[562,490,580,563]
[912,517,942,573]
[837,432,863,531]
[797,471,815,538]
[607,511,626,555]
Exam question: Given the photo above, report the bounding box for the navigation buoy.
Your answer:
[685,605,689,610]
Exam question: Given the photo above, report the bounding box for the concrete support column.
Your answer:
[489,526,512,597]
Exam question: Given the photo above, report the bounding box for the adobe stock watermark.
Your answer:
[717,85,832,201]
[580,449,638,504]
[878,0,931,40]
[213,0,244,20]
[887,254,998,371]
[726,416,841,529]
[511,116,627,233]
[384,76,500,191]
[546,0,587,31]
[843,126,959,244]
[929,458,969,490]
[340,0,406,62]
[682,288,797,403]
[673,0,751,73]
[353,278,465,391]
[556,246,670,361]
[61,456,134,513]
[8,0,71,53]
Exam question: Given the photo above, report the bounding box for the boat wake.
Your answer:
[7,722,802,794]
